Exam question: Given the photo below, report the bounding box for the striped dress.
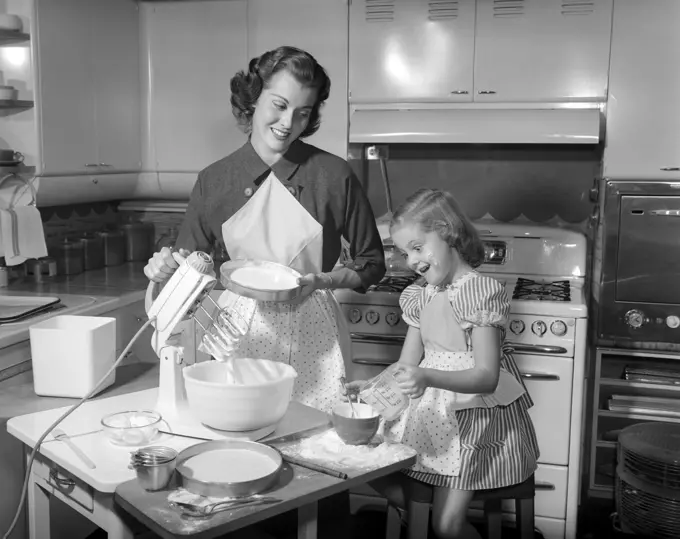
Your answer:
[384,272,540,490]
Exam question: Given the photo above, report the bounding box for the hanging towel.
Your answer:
[0,205,48,265]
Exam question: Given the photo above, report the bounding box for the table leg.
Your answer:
[27,477,51,539]
[297,502,318,539]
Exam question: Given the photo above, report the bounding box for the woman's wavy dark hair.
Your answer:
[390,188,485,268]
[230,46,331,138]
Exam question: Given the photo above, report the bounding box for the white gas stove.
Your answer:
[336,222,588,539]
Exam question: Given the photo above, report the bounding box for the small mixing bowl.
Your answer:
[332,403,380,445]
[101,410,162,446]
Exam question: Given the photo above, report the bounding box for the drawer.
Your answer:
[514,354,574,466]
[32,454,94,511]
[469,464,568,520]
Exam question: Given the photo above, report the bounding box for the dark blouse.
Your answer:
[176,140,386,291]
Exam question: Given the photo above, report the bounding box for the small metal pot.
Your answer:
[129,446,178,491]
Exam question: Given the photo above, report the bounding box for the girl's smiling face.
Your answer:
[391,223,459,287]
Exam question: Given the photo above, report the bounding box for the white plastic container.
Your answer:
[183,359,297,432]
[30,315,116,398]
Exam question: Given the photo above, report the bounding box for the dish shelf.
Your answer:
[0,100,33,110]
[0,30,29,46]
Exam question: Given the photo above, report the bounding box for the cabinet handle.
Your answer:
[660,167,680,171]
[352,357,397,366]
[91,178,99,184]
[84,163,98,167]
[350,333,405,345]
[520,371,560,381]
[477,90,497,95]
[49,469,76,489]
[535,481,556,491]
[99,163,112,167]
[450,90,469,95]
[507,342,568,354]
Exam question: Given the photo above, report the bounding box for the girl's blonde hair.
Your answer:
[390,188,485,268]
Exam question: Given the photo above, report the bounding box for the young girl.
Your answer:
[364,188,539,539]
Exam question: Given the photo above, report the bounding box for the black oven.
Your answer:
[598,179,680,345]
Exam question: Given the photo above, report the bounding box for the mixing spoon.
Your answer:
[339,377,357,418]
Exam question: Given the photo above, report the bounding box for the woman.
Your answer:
[144,46,385,413]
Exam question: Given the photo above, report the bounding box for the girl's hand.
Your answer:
[342,379,367,398]
[144,247,191,283]
[297,273,332,300]
[393,365,428,399]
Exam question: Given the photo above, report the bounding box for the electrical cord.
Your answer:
[2,317,156,539]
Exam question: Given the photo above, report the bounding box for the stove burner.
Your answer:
[369,274,418,293]
[512,278,571,302]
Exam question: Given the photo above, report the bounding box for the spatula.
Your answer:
[52,428,96,469]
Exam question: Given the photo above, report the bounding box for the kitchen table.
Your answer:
[114,449,416,539]
[6,387,334,539]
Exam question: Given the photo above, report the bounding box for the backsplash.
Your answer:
[350,143,602,230]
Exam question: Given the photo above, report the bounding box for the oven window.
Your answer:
[616,195,680,305]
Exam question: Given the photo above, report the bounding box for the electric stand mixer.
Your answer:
[145,251,291,441]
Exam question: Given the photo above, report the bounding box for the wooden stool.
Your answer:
[385,474,535,539]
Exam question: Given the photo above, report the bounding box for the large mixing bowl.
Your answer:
[183,359,297,432]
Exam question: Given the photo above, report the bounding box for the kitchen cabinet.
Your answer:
[349,0,613,104]
[247,0,350,158]
[603,0,680,179]
[36,0,141,175]
[587,348,680,499]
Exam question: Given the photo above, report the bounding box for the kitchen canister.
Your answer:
[25,256,58,282]
[51,238,84,276]
[80,232,105,271]
[29,315,116,398]
[98,228,125,267]
[121,222,155,262]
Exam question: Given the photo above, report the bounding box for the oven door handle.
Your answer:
[520,371,560,381]
[352,358,397,366]
[350,333,405,345]
[507,342,568,354]
[649,209,680,216]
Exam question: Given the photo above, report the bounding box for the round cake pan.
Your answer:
[220,259,302,302]
[175,440,283,498]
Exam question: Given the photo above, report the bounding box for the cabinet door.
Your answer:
[91,0,141,172]
[35,0,97,174]
[247,0,349,158]
[349,0,475,103]
[474,0,613,102]
[603,0,680,179]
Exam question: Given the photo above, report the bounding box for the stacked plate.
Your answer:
[616,422,680,538]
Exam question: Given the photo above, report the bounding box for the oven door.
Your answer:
[617,195,680,304]
[513,353,574,467]
[349,337,402,381]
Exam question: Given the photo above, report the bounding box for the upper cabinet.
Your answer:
[349,0,613,104]
[603,0,680,179]
[247,0,350,159]
[35,0,141,175]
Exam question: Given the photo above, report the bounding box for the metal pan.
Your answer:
[175,440,283,498]
[220,260,302,302]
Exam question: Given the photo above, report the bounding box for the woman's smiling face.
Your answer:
[250,69,318,162]
[391,222,457,287]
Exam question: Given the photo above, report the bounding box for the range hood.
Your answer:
[349,104,602,145]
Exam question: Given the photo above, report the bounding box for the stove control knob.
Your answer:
[531,320,547,337]
[509,320,525,335]
[666,315,680,329]
[386,312,400,326]
[348,308,362,324]
[625,309,645,329]
[366,311,380,325]
[550,320,567,337]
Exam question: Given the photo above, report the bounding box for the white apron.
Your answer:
[217,172,352,413]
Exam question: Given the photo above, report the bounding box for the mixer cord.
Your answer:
[2,317,157,539]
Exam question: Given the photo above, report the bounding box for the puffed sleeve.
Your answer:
[176,171,215,253]
[399,284,428,328]
[342,173,386,291]
[449,275,509,330]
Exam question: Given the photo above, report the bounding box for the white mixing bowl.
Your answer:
[183,358,297,432]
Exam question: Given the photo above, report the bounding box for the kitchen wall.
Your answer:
[352,143,602,229]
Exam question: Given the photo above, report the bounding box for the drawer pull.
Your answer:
[352,357,397,366]
[508,343,567,354]
[535,481,556,491]
[49,469,75,489]
[520,372,560,381]
[350,333,405,345]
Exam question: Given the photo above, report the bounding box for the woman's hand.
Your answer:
[297,273,332,300]
[393,365,428,399]
[144,247,191,283]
